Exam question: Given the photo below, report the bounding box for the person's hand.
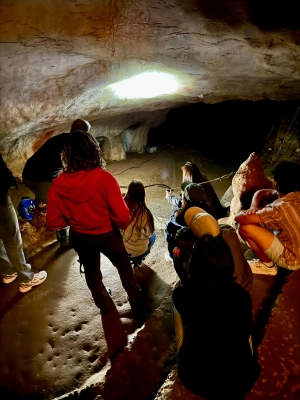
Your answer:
[173,246,181,258]
[165,190,172,199]
[244,207,258,215]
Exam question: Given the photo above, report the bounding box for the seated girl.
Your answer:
[164,182,215,262]
[166,161,225,220]
[172,232,260,399]
[122,180,156,266]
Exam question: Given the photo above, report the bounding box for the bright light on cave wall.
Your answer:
[110,72,178,99]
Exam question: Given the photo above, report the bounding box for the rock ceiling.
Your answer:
[0,0,299,167]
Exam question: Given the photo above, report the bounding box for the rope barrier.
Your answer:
[120,171,237,190]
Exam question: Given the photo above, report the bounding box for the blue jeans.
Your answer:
[148,232,157,253]
[0,195,33,282]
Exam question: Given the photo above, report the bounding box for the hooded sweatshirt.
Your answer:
[46,168,130,234]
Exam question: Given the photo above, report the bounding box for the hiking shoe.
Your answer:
[248,259,277,276]
[19,271,47,293]
[3,272,18,284]
[165,251,173,263]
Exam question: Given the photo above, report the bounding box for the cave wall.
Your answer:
[260,100,300,172]
[0,0,299,175]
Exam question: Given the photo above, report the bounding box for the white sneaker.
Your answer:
[248,259,277,276]
[165,251,173,263]
[2,272,18,284]
[19,271,47,293]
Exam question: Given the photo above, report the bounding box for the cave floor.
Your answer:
[0,146,299,400]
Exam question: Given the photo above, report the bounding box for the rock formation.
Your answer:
[0,0,299,175]
[226,152,274,227]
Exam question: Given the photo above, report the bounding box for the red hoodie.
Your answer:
[46,168,130,234]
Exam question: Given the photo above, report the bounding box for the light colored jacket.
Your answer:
[122,212,154,257]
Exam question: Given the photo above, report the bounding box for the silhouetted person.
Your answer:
[22,119,91,246]
[173,231,260,399]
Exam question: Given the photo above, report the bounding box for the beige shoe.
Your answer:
[19,271,47,293]
[3,272,18,284]
[248,259,277,276]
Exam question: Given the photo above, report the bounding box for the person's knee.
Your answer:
[237,224,252,239]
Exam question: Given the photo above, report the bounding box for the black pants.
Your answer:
[164,220,183,257]
[70,228,142,311]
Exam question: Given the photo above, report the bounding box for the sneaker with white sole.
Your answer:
[2,272,18,284]
[165,251,173,263]
[19,271,47,293]
[248,259,277,276]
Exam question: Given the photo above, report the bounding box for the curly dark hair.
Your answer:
[189,234,234,286]
[124,180,155,240]
[61,131,106,173]
[272,160,300,194]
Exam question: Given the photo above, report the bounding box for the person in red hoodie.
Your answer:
[46,131,143,314]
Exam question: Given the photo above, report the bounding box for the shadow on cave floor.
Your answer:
[1,146,298,400]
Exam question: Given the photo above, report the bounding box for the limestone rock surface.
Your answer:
[0,0,299,172]
[227,152,274,227]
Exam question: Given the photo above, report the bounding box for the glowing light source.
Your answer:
[110,72,178,99]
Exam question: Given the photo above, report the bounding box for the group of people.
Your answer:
[1,117,300,399]
[1,120,156,317]
[163,160,300,398]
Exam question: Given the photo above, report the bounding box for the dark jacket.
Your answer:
[173,281,260,399]
[22,133,69,182]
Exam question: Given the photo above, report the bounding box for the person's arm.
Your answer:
[166,191,181,207]
[234,210,263,225]
[249,189,279,211]
[46,186,69,230]
[105,174,130,230]
[172,284,186,351]
[221,227,253,291]
[235,189,279,225]
[173,306,185,351]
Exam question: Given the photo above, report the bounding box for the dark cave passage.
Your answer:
[148,100,282,165]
